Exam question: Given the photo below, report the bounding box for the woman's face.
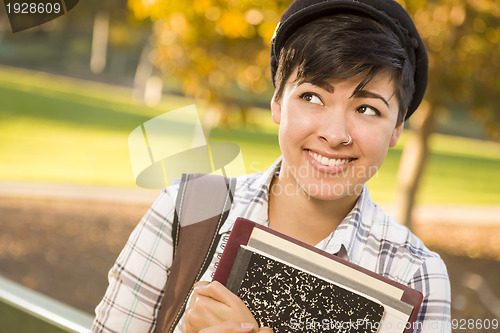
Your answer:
[271,70,404,201]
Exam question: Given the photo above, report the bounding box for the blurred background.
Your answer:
[0,0,499,332]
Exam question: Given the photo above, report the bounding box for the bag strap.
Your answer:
[155,173,235,333]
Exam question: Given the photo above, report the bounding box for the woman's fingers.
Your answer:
[188,281,210,309]
[184,281,261,332]
[185,294,228,329]
[194,281,239,306]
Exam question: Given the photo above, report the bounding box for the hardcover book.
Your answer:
[212,218,423,333]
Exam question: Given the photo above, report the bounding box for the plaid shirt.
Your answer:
[93,157,451,333]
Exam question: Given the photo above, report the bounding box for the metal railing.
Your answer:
[0,275,94,333]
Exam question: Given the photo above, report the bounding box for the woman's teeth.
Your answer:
[309,151,351,167]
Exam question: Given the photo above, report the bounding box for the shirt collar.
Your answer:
[219,156,282,234]
[319,184,374,262]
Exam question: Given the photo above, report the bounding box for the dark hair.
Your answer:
[273,14,415,124]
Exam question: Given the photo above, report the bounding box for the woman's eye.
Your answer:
[357,105,380,116]
[300,92,323,105]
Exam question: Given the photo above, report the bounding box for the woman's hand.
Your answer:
[181,281,270,333]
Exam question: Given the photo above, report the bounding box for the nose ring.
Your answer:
[342,134,352,145]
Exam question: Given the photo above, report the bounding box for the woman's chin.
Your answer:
[299,181,364,201]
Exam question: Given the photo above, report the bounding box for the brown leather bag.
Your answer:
[155,173,235,333]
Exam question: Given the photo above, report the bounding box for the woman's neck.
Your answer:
[268,173,359,246]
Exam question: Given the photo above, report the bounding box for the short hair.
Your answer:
[273,14,415,124]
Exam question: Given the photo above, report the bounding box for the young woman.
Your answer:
[93,1,451,332]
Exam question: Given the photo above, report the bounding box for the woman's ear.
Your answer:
[389,121,404,147]
[270,93,282,125]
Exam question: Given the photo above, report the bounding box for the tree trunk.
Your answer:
[202,101,228,136]
[90,11,109,74]
[133,43,153,103]
[394,101,436,229]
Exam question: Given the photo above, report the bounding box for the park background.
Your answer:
[0,0,499,332]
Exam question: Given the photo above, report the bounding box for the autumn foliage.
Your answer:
[128,0,500,138]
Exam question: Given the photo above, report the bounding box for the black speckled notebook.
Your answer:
[227,246,384,333]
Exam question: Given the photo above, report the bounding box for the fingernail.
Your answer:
[194,284,207,290]
[241,322,254,330]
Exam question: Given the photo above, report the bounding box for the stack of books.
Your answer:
[213,218,423,333]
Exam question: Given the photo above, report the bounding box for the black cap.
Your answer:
[270,0,428,120]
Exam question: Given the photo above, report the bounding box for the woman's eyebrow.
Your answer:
[295,79,335,93]
[352,90,390,107]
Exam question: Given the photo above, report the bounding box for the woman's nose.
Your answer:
[316,110,351,147]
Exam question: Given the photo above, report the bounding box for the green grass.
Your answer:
[1,66,499,204]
